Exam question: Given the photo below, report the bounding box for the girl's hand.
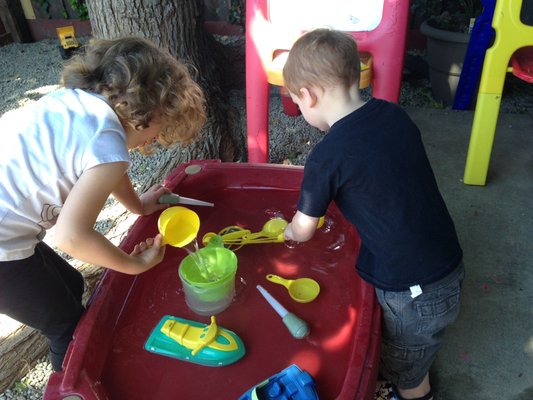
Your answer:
[130,234,166,271]
[139,184,170,215]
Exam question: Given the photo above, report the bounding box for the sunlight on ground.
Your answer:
[14,85,60,110]
[0,315,23,338]
[25,84,60,96]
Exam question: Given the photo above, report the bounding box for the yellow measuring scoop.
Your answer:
[202,216,325,251]
[158,206,200,247]
[266,274,320,303]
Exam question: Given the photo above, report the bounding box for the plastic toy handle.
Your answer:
[158,193,214,207]
[191,316,219,356]
[219,227,252,240]
[256,285,288,317]
[256,285,310,339]
[158,193,182,205]
[282,313,310,339]
[238,218,287,244]
[240,234,285,244]
[266,274,292,289]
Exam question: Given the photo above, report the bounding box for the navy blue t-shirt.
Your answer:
[298,98,462,290]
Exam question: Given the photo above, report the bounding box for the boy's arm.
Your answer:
[284,210,320,242]
[111,173,169,215]
[54,162,164,275]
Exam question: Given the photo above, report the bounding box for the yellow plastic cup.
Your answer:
[158,206,200,247]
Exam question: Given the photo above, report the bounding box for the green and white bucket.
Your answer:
[178,237,237,316]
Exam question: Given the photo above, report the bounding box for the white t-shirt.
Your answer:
[0,89,130,261]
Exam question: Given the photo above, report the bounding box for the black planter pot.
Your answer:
[421,19,471,105]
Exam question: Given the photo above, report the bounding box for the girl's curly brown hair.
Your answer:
[61,36,206,154]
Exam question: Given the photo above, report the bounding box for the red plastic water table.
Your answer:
[43,161,381,400]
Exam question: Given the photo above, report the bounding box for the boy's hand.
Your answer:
[284,223,297,241]
[130,234,165,271]
[139,184,170,215]
[284,211,320,242]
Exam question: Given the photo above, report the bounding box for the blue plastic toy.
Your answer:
[239,364,319,400]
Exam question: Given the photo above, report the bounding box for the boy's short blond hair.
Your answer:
[61,36,206,154]
[283,29,361,96]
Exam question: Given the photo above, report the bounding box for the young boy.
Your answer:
[0,36,206,371]
[282,29,464,400]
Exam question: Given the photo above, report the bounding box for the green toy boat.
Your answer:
[144,315,245,367]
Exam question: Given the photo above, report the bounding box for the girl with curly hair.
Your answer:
[0,36,206,371]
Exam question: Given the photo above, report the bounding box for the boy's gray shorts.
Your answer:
[375,261,465,389]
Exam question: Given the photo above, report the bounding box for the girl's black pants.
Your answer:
[0,241,85,371]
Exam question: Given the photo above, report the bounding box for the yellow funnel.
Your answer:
[158,206,200,247]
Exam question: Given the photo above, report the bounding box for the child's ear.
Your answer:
[300,87,318,108]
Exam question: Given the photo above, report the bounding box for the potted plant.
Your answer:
[418,0,484,104]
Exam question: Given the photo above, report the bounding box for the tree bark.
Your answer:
[0,322,48,393]
[86,0,242,190]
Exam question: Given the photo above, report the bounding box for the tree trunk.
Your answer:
[86,0,242,190]
[0,322,48,393]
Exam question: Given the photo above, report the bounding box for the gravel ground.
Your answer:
[1,36,532,400]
